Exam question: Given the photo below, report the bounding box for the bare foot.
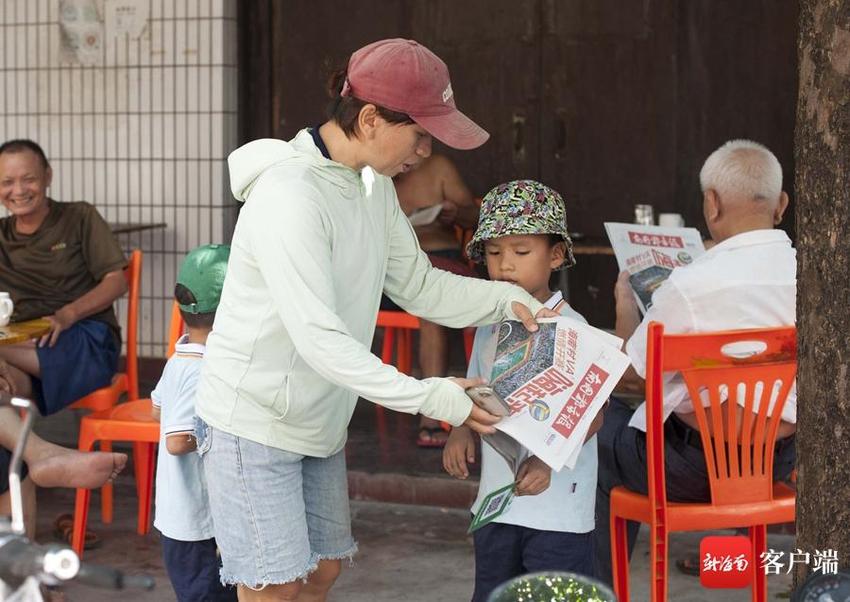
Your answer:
[29,448,128,489]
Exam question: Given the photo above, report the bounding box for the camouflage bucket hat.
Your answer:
[466,179,576,270]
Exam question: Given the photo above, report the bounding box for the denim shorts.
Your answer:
[195,418,357,588]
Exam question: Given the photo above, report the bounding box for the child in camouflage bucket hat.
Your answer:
[447,181,601,601]
[466,179,576,271]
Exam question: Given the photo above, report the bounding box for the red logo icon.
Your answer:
[700,536,753,589]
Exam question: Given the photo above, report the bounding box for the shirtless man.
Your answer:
[391,154,481,447]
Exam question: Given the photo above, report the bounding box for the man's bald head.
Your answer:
[699,140,788,241]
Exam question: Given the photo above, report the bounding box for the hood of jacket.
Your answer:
[227,129,363,203]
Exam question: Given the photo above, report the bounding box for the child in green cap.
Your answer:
[442,180,602,601]
[151,244,236,602]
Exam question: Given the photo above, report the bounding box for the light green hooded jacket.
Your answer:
[195,129,543,457]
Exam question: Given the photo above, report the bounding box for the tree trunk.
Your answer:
[795,0,850,586]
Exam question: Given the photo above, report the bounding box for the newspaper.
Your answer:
[485,317,630,472]
[406,204,443,226]
[604,222,706,313]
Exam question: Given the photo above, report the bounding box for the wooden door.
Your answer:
[237,0,800,329]
[270,1,414,141]
[248,0,541,201]
[407,0,542,198]
[540,0,678,236]
[540,0,678,325]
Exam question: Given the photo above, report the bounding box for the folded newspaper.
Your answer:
[483,317,631,473]
[604,222,706,313]
[406,204,443,227]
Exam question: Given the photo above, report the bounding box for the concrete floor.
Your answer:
[34,481,795,602]
[27,399,797,601]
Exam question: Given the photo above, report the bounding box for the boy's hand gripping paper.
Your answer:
[488,317,631,471]
[604,222,706,313]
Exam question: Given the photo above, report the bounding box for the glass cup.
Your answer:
[634,204,655,226]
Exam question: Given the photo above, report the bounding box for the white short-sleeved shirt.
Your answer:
[470,291,597,534]
[152,335,214,541]
[626,229,797,431]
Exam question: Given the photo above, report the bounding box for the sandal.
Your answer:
[53,513,101,551]
[417,426,448,449]
[676,554,701,577]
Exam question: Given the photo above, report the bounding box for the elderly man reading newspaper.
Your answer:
[593,139,798,585]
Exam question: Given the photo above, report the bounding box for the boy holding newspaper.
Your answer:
[443,180,609,602]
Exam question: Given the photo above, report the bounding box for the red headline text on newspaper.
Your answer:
[628,232,684,248]
[552,364,610,438]
[651,248,677,269]
[505,367,574,415]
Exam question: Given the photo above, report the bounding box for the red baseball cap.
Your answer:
[341,39,489,150]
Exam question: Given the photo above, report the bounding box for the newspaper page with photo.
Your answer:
[467,317,631,532]
[604,222,706,313]
[487,317,631,472]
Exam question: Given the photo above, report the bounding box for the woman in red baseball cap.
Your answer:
[195,38,555,601]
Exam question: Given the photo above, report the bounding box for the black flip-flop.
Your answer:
[417,426,448,448]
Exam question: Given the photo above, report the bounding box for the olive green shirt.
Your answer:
[0,200,127,338]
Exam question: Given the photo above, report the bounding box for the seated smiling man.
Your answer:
[593,139,798,585]
[0,139,128,415]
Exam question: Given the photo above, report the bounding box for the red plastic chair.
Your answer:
[71,301,186,557]
[377,310,474,375]
[68,250,141,524]
[609,322,797,602]
[70,249,143,409]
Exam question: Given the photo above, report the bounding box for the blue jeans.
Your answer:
[593,397,796,585]
[472,522,594,602]
[196,418,357,588]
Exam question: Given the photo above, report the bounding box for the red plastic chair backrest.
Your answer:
[166,300,186,357]
[646,322,796,507]
[123,250,142,400]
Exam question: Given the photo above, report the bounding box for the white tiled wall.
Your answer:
[0,0,239,357]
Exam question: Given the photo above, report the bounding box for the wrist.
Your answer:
[58,305,79,324]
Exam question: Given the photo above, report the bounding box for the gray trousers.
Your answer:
[593,397,796,585]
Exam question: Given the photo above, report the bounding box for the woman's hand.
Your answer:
[39,306,78,348]
[515,456,551,496]
[449,376,502,435]
[510,302,559,333]
[443,426,476,479]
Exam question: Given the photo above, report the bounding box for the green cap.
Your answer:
[466,179,576,270]
[176,244,231,314]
